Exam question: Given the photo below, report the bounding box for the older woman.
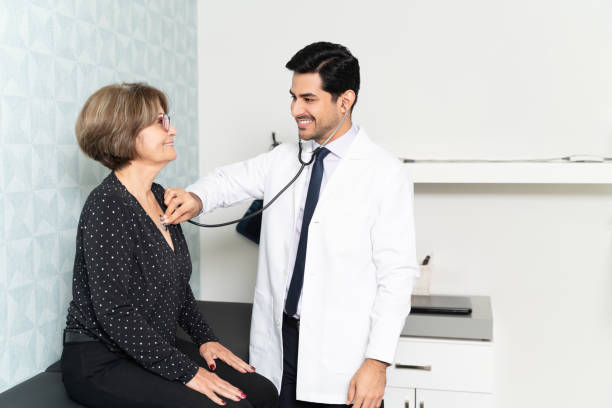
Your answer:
[61,83,279,408]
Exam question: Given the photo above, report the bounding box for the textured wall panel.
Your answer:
[0,0,199,391]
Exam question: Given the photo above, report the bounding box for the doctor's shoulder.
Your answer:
[259,140,299,171]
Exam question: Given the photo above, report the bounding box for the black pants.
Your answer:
[279,314,383,408]
[61,337,279,408]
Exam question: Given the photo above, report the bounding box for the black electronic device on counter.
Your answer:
[410,295,472,315]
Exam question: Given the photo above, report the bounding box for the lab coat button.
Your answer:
[275,319,281,327]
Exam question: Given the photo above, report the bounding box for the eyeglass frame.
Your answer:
[157,113,171,132]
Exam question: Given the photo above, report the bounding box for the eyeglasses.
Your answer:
[157,113,171,131]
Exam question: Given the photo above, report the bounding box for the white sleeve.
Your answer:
[186,150,272,214]
[365,165,419,364]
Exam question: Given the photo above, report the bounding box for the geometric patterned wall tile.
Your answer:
[0,194,3,240]
[95,28,116,69]
[1,96,31,144]
[0,0,28,49]
[28,52,55,99]
[5,238,34,291]
[77,150,104,187]
[34,276,59,327]
[0,46,29,98]
[33,233,59,279]
[32,146,58,189]
[145,11,163,46]
[114,33,131,74]
[0,45,29,96]
[2,147,33,193]
[27,5,54,56]
[52,13,77,60]
[54,58,77,102]
[95,66,118,89]
[73,21,96,65]
[75,0,96,24]
[75,62,98,101]
[57,187,80,230]
[58,269,73,319]
[7,284,35,337]
[129,39,147,77]
[58,229,76,275]
[35,318,62,372]
[54,0,76,18]
[0,0,200,391]
[30,99,57,144]
[32,190,58,235]
[54,101,79,144]
[130,3,146,42]
[94,0,115,32]
[0,243,5,290]
[4,192,34,240]
[56,145,79,188]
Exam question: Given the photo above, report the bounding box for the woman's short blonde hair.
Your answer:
[75,83,169,170]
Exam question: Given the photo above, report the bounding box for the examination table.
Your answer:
[0,301,253,407]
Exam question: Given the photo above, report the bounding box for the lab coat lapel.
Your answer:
[314,129,372,215]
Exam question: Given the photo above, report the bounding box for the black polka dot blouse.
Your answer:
[65,172,218,384]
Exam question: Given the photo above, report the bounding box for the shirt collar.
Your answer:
[312,123,359,159]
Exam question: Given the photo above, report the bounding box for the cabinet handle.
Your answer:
[394,364,432,371]
[404,401,410,408]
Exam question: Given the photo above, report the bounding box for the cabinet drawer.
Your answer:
[387,337,493,393]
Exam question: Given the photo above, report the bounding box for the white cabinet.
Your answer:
[415,389,491,408]
[385,337,493,408]
[385,387,416,408]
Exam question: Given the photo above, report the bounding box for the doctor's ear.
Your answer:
[339,90,356,114]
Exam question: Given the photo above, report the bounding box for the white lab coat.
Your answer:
[188,128,418,403]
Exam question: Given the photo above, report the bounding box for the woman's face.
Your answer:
[134,104,177,165]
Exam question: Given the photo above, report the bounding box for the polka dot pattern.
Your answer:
[65,173,218,384]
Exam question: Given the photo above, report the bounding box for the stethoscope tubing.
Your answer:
[186,110,349,228]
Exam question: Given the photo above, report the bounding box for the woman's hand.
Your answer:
[200,341,255,374]
[186,367,246,405]
[163,188,202,224]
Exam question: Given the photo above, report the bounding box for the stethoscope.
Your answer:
[186,109,349,228]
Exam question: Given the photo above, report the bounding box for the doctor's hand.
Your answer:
[346,358,388,408]
[185,367,246,405]
[163,188,203,224]
[199,341,256,374]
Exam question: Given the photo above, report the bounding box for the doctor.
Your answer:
[164,42,418,408]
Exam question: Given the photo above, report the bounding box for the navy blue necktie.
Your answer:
[285,147,331,316]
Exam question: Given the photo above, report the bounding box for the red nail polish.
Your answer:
[221,401,226,405]
[241,392,247,398]
[210,364,215,370]
[250,365,256,371]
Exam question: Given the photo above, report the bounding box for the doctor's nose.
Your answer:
[291,99,304,118]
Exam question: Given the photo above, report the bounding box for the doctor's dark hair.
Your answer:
[75,83,169,170]
[286,42,360,111]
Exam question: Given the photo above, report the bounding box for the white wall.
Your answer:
[196,1,612,407]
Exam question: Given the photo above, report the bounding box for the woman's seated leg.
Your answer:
[61,341,258,408]
[176,338,279,408]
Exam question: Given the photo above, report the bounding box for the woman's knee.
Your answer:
[247,374,280,408]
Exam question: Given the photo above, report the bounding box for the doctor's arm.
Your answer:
[164,150,273,224]
[347,166,418,408]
